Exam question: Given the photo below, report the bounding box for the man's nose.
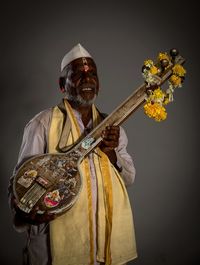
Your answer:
[82,72,91,82]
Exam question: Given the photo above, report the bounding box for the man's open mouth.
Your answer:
[81,87,93,91]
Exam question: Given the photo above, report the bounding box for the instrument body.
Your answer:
[14,148,83,218]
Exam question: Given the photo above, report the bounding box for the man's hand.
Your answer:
[12,196,56,225]
[99,126,120,164]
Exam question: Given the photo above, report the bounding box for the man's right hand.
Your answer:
[12,196,56,225]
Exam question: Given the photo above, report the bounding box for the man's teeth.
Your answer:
[82,87,92,91]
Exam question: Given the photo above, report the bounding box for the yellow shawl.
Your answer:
[48,99,137,265]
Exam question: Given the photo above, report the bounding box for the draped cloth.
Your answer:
[48,99,137,265]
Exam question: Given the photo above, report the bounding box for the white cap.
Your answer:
[61,43,92,72]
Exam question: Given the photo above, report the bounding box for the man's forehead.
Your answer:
[69,57,96,70]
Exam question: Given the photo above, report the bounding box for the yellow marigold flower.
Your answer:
[163,96,170,105]
[153,88,165,100]
[144,102,154,117]
[147,88,165,103]
[154,107,167,121]
[170,74,182,87]
[144,102,167,121]
[172,64,186,77]
[158,52,170,62]
[150,65,159,75]
[144,59,154,67]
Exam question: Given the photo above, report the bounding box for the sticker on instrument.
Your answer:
[36,176,50,188]
[36,156,50,166]
[17,169,38,188]
[44,190,61,208]
[81,137,95,150]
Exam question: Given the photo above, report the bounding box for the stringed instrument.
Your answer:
[13,49,186,222]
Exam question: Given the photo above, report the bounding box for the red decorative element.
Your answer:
[84,65,89,72]
[44,190,61,208]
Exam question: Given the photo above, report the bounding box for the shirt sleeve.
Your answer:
[16,118,47,171]
[115,126,136,186]
[8,116,48,232]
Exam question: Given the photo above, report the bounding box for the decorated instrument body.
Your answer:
[14,149,83,217]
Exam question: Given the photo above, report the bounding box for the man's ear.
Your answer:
[59,77,66,93]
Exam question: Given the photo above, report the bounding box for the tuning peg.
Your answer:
[160,59,169,70]
[170,48,179,62]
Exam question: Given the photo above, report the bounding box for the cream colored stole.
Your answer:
[48,99,137,265]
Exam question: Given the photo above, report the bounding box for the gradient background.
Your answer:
[0,1,199,264]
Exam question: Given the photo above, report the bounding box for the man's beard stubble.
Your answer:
[64,87,97,107]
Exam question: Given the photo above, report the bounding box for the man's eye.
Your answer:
[88,71,97,77]
[72,72,82,79]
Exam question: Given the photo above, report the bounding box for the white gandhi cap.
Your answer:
[61,43,92,72]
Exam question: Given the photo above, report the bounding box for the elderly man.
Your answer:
[9,44,137,265]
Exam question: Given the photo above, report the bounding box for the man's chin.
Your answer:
[76,94,97,106]
[65,93,97,106]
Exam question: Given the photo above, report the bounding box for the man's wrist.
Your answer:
[114,160,123,172]
[102,149,117,164]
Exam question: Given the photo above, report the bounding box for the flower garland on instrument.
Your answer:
[142,52,186,122]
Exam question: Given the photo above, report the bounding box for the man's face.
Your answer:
[65,57,99,106]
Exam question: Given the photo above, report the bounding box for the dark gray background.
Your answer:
[0,0,199,264]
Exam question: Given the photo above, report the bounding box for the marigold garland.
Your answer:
[144,102,167,122]
[142,51,186,122]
